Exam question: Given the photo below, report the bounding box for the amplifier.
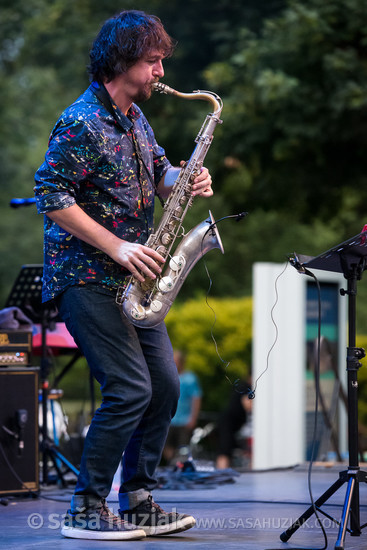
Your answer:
[0,351,29,366]
[0,367,39,495]
[0,329,32,366]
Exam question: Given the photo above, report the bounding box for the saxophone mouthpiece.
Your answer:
[152,82,169,94]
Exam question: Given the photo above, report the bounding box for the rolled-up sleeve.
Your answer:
[34,119,99,214]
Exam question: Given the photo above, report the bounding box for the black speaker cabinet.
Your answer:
[0,367,39,495]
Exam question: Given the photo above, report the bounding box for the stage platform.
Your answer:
[1,463,367,549]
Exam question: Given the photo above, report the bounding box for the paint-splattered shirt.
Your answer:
[34,84,171,302]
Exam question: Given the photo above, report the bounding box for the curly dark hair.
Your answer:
[88,10,176,83]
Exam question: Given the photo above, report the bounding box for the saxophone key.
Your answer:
[167,221,177,231]
[155,245,167,257]
[169,255,186,271]
[158,276,174,292]
[150,300,163,312]
[161,233,172,246]
[131,304,147,320]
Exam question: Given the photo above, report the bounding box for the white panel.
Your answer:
[252,263,347,470]
[252,263,306,470]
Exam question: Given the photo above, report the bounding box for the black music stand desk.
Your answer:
[283,231,367,549]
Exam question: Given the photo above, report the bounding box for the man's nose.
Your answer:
[153,60,164,78]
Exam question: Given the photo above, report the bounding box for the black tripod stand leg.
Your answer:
[280,476,345,542]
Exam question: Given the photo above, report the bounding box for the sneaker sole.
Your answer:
[61,525,146,540]
[142,516,196,536]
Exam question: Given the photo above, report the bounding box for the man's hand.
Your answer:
[158,163,214,199]
[112,241,164,282]
[191,165,213,198]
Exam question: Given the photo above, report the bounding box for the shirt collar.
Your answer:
[90,81,141,131]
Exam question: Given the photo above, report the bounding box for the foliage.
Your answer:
[165,295,252,412]
[205,0,367,227]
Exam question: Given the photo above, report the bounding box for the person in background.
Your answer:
[163,350,202,464]
[216,381,252,470]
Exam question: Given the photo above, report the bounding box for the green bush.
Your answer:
[165,295,252,413]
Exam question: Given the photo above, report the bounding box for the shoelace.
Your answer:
[145,495,167,515]
[99,499,125,524]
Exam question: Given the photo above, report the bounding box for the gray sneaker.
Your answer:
[61,498,146,540]
[120,495,196,536]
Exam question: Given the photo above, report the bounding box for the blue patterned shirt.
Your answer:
[34,83,171,302]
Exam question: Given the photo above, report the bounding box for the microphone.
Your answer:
[236,212,247,222]
[289,253,314,277]
[289,253,306,274]
[9,197,36,208]
[16,409,28,456]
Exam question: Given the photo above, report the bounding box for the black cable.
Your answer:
[150,497,367,507]
[186,217,330,548]
[0,440,39,499]
[201,212,248,393]
[203,255,288,398]
[0,439,77,503]
[302,271,328,550]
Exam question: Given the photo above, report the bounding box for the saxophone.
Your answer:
[116,82,224,328]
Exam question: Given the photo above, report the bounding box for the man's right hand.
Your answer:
[112,241,165,282]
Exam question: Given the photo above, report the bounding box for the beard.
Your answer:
[132,82,154,104]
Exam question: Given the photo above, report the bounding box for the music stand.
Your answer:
[6,265,79,486]
[281,232,367,550]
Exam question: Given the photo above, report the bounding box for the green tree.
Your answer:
[205,0,367,227]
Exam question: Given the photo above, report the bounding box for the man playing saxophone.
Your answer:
[34,10,213,541]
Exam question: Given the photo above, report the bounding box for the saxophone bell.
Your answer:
[120,211,224,328]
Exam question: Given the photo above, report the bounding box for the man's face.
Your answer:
[122,50,165,104]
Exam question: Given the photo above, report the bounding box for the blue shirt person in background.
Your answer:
[163,350,202,464]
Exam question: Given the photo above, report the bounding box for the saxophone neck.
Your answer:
[152,82,223,117]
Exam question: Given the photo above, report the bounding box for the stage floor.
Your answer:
[1,463,367,549]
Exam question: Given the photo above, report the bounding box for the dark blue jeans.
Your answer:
[56,284,180,510]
